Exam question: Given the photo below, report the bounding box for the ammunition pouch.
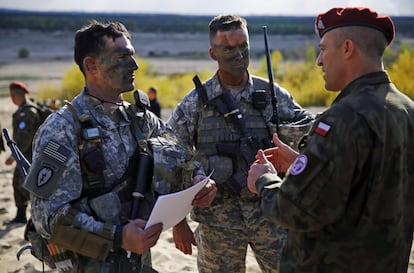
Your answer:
[216,136,270,195]
[50,223,113,262]
[23,219,56,269]
[221,168,249,195]
[21,219,75,272]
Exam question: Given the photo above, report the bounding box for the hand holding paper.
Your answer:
[145,172,214,231]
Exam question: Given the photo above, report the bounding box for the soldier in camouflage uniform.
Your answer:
[5,81,42,224]
[0,121,5,153]
[248,7,414,273]
[24,21,216,273]
[168,14,313,273]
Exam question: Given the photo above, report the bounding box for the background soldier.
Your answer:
[5,81,42,224]
[147,86,161,118]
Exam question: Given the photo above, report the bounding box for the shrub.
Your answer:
[18,48,30,58]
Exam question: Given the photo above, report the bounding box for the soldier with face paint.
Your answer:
[5,81,42,225]
[168,14,313,273]
[25,21,216,273]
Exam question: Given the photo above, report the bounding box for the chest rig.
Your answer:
[65,91,152,202]
[193,75,274,195]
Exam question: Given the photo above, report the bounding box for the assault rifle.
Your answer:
[3,128,30,178]
[263,26,279,130]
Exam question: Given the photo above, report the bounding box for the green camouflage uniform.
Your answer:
[26,90,174,273]
[0,122,5,153]
[168,73,313,273]
[11,100,42,208]
[255,72,414,273]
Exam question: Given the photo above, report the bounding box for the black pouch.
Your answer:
[221,168,248,195]
[106,251,158,273]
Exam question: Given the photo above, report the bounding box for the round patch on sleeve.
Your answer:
[19,121,27,129]
[290,154,308,175]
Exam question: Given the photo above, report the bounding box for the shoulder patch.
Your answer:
[43,140,71,164]
[24,140,72,198]
[19,121,26,129]
[290,154,308,175]
[314,121,331,137]
[37,167,54,187]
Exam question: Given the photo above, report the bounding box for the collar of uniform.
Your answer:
[209,72,253,101]
[78,90,130,130]
[334,71,391,103]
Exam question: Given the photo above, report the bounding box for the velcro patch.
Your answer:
[24,140,72,198]
[314,121,331,137]
[290,154,308,175]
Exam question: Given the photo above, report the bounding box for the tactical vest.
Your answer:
[195,76,275,190]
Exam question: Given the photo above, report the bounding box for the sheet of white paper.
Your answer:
[145,171,213,231]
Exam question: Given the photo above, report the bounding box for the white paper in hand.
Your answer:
[145,171,213,231]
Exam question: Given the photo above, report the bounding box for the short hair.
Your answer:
[148,86,157,94]
[74,20,131,74]
[334,26,388,58]
[208,14,247,42]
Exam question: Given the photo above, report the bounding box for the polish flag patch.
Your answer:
[315,121,331,137]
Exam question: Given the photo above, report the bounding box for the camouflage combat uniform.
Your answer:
[168,73,313,273]
[11,99,42,209]
[255,72,414,273]
[26,90,171,272]
[0,122,5,153]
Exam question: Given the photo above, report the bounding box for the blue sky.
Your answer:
[0,0,413,16]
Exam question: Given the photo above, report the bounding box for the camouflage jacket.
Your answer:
[168,72,313,228]
[255,72,414,273]
[27,90,170,239]
[13,100,43,160]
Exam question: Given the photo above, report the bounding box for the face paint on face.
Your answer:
[214,43,250,75]
[212,29,250,77]
[98,35,139,93]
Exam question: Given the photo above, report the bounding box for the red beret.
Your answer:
[315,7,395,45]
[9,81,29,94]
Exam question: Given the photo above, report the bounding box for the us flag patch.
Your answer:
[315,121,331,137]
[44,140,70,163]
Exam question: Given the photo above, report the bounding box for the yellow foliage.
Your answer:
[35,81,60,101]
[387,45,414,99]
[35,44,413,109]
[60,63,85,101]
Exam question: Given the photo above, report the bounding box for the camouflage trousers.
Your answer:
[12,167,30,207]
[195,220,287,273]
[66,250,154,273]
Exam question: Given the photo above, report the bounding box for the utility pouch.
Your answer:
[21,219,75,272]
[221,168,248,195]
[21,219,56,269]
[106,251,159,273]
[50,224,112,261]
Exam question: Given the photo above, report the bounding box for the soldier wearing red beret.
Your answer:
[5,81,42,224]
[248,7,414,273]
